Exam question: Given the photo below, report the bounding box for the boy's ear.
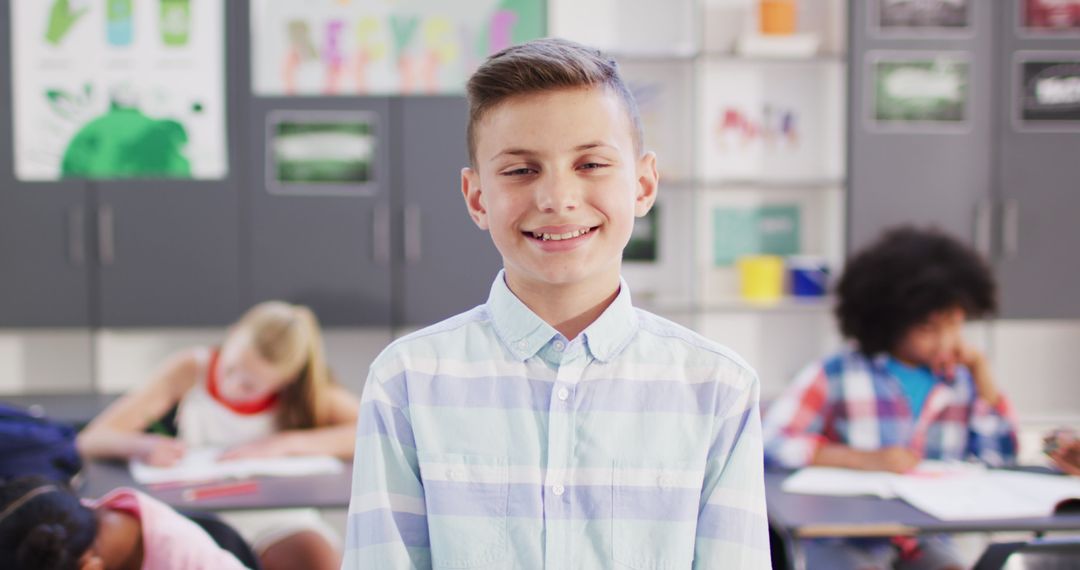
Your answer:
[634,151,659,217]
[461,167,489,230]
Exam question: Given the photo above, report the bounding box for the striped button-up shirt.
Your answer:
[762,349,1018,470]
[343,272,770,569]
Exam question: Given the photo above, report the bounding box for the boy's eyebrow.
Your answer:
[489,141,618,162]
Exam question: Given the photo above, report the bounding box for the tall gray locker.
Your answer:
[847,0,1080,319]
[994,4,1080,318]
[394,97,503,326]
[245,97,395,326]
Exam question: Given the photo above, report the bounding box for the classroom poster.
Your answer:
[872,57,969,125]
[268,112,378,195]
[1024,0,1080,32]
[12,0,227,181]
[624,205,659,262]
[712,204,800,266]
[250,0,545,96]
[1019,59,1080,123]
[875,0,970,32]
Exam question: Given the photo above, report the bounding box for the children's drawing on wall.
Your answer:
[871,55,969,128]
[714,105,800,151]
[268,112,378,196]
[874,0,970,33]
[251,0,545,96]
[700,63,841,181]
[1018,59,1080,125]
[12,0,227,181]
[1023,0,1080,32]
[624,205,659,263]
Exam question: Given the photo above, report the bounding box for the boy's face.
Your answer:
[892,306,967,371]
[461,86,658,294]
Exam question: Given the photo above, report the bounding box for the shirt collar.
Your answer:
[486,270,639,363]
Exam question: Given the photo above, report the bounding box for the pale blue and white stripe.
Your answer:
[343,271,770,569]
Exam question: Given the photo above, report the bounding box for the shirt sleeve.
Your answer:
[761,361,833,469]
[693,367,771,569]
[966,387,1019,467]
[342,366,431,569]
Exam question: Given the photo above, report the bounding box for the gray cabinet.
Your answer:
[245,98,395,326]
[847,0,1080,319]
[0,1,242,328]
[394,97,502,326]
[994,5,1080,319]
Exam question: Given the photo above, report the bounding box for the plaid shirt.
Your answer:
[762,349,1018,470]
[343,272,770,569]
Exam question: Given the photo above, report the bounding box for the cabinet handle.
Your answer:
[67,207,86,266]
[974,199,993,260]
[373,204,391,264]
[404,203,422,263]
[1003,199,1019,259]
[98,205,115,266]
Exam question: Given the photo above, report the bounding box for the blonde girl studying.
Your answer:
[77,301,359,570]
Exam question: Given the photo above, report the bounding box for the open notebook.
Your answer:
[130,448,344,485]
[783,462,1080,521]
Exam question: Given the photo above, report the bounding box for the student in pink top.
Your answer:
[0,476,248,570]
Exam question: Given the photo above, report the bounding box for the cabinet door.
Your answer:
[0,4,92,327]
[246,97,395,327]
[395,97,503,326]
[994,2,1080,318]
[847,0,998,252]
[94,179,241,326]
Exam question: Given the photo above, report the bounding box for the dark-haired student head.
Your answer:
[0,477,97,570]
[835,225,997,364]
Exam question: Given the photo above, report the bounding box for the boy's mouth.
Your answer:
[523,226,598,242]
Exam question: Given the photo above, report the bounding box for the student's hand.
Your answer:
[133,435,186,467]
[218,434,299,461]
[865,447,922,473]
[1046,431,1080,477]
[941,342,1001,406]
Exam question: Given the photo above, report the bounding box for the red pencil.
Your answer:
[181,480,260,502]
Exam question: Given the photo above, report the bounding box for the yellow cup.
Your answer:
[737,255,785,301]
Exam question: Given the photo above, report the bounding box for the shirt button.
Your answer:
[516,340,528,350]
[658,475,674,488]
[553,340,565,352]
[448,469,463,481]
[557,387,569,401]
[552,484,565,496]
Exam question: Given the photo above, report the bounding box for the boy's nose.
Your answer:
[535,172,581,212]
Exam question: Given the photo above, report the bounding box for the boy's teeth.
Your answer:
[533,228,590,241]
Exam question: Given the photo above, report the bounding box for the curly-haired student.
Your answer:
[763,225,1018,570]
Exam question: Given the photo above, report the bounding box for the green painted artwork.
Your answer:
[713,204,800,266]
[45,0,89,45]
[61,104,192,178]
[874,59,969,123]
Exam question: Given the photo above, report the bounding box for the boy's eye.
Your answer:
[500,167,536,176]
[579,162,608,170]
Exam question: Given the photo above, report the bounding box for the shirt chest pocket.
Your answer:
[418,453,509,568]
[613,459,707,570]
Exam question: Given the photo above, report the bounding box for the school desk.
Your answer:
[766,470,1080,570]
[78,460,354,511]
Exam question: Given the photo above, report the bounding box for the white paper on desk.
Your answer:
[893,470,1080,521]
[781,461,983,499]
[130,448,344,485]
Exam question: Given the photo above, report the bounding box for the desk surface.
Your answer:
[79,461,354,512]
[766,470,1080,538]
[2,392,119,428]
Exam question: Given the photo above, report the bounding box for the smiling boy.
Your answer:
[343,38,770,569]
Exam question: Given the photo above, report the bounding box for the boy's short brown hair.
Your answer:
[465,37,643,166]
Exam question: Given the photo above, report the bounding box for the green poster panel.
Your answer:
[713,204,801,266]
